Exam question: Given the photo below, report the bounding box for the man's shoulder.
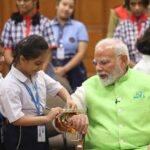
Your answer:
[130,68,150,81]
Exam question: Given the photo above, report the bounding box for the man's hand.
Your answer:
[68,114,88,134]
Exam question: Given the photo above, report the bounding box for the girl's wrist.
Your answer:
[66,98,72,103]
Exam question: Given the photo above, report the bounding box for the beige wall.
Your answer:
[0,0,122,76]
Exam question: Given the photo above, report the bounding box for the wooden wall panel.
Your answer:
[75,0,104,25]
[0,0,16,33]
[40,0,56,19]
[0,2,2,33]
[83,31,105,76]
[104,0,123,25]
[74,0,122,76]
[0,0,122,76]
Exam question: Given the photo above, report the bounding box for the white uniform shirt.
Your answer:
[0,66,63,123]
[134,55,150,75]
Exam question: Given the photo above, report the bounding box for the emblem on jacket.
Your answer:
[133,91,145,99]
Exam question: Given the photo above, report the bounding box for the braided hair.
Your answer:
[11,0,40,26]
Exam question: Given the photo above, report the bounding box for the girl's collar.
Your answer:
[130,12,148,23]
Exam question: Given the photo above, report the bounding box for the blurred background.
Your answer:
[0,0,122,77]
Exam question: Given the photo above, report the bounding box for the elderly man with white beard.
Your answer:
[66,38,150,150]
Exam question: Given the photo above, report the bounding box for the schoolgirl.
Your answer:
[1,0,56,73]
[51,0,89,91]
[0,35,76,150]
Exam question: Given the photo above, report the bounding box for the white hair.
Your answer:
[95,38,130,64]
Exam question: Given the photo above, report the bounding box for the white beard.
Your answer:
[100,73,116,86]
[99,63,123,86]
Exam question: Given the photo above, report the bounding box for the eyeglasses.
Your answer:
[92,55,123,66]
[92,59,110,66]
[16,0,32,4]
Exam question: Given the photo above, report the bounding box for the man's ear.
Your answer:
[120,55,128,67]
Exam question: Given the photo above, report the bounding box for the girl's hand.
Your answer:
[47,107,63,121]
[66,99,77,110]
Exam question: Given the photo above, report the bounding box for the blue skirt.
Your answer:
[52,58,87,91]
[4,124,49,150]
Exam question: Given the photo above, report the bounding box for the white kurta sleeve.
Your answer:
[71,86,87,114]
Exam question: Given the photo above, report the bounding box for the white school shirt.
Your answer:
[134,55,150,75]
[0,66,63,123]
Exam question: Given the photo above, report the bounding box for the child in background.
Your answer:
[107,0,130,37]
[51,0,89,91]
[1,0,56,76]
[0,35,76,150]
